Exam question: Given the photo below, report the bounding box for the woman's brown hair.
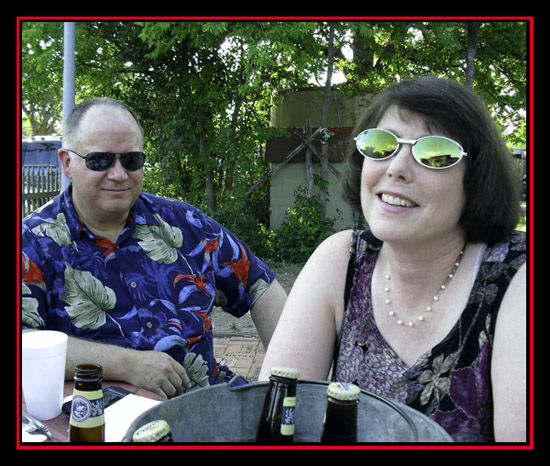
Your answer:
[342,76,521,244]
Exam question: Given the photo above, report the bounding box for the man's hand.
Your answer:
[122,349,191,399]
[22,330,191,400]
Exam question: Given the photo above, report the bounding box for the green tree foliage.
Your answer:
[21,19,528,261]
[21,22,65,135]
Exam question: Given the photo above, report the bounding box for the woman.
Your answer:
[260,77,526,442]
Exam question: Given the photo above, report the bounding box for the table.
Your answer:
[23,381,164,443]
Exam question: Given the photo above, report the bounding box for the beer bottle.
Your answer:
[256,367,299,443]
[69,364,105,442]
[320,382,360,444]
[132,420,174,443]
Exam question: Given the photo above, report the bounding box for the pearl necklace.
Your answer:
[383,247,465,328]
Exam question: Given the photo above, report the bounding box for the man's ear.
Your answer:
[58,148,72,179]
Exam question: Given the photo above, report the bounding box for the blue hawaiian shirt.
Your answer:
[21,188,276,389]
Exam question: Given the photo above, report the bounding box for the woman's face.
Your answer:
[360,105,467,248]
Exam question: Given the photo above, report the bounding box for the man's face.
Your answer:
[59,105,144,230]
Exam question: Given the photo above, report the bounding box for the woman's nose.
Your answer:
[385,144,415,182]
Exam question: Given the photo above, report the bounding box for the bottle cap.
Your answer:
[327,382,361,401]
[269,367,300,379]
[132,420,171,442]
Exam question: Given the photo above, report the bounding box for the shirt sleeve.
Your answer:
[21,249,48,330]
[190,208,276,318]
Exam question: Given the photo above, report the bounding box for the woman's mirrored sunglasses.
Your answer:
[68,149,146,172]
[355,128,467,169]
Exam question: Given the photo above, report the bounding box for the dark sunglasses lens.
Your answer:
[86,152,116,171]
[413,138,463,168]
[356,129,398,159]
[120,152,146,171]
[85,152,145,171]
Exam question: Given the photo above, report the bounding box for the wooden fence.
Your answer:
[22,165,61,218]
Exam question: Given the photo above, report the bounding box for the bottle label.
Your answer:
[280,396,296,436]
[70,389,105,428]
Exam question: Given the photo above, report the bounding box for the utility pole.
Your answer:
[61,22,75,192]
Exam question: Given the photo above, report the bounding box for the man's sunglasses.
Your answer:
[68,149,146,172]
[355,128,467,169]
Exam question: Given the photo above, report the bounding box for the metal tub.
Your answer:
[123,378,452,443]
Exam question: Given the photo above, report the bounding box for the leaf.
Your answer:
[21,282,43,328]
[177,285,200,304]
[153,335,189,353]
[183,351,210,391]
[63,263,116,330]
[148,298,176,314]
[174,274,213,304]
[439,351,459,374]
[134,214,183,264]
[31,213,77,251]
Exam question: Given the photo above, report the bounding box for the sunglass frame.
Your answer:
[355,128,467,170]
[68,149,146,172]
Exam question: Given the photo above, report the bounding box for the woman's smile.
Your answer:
[378,192,419,209]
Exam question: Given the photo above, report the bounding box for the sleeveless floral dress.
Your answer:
[333,230,526,442]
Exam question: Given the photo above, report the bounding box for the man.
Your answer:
[21,97,286,399]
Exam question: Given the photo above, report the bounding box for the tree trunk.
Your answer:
[305,120,314,198]
[319,23,336,221]
[199,117,216,211]
[464,22,481,89]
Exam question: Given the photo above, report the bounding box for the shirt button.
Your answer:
[130,281,137,288]
[146,321,153,329]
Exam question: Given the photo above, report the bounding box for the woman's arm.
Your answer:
[259,230,353,381]
[491,262,527,442]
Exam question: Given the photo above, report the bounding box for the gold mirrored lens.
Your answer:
[356,129,398,159]
[413,137,462,168]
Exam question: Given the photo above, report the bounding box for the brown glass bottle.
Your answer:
[256,367,299,443]
[132,420,174,443]
[69,364,105,442]
[320,382,360,444]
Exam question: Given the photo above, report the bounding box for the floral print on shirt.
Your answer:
[21,189,275,390]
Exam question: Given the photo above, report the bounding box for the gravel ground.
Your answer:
[212,261,304,339]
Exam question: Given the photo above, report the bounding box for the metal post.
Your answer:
[61,22,75,192]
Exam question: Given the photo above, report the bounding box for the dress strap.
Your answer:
[333,230,362,379]
[343,230,361,311]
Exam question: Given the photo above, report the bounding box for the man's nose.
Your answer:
[106,156,129,180]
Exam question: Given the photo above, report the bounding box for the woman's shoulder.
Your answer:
[484,230,526,269]
[296,230,353,282]
[317,229,383,253]
[319,229,355,251]
[305,230,354,271]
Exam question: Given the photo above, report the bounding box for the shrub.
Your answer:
[207,200,276,260]
[272,187,338,263]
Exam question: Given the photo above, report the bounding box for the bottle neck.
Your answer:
[322,398,358,443]
[74,379,102,391]
[73,363,103,390]
[270,375,298,385]
[269,376,297,395]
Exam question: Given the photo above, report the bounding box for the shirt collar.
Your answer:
[61,186,159,241]
[131,193,160,226]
